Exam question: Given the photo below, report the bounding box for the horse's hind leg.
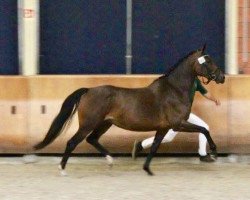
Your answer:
[59,127,91,175]
[86,120,113,166]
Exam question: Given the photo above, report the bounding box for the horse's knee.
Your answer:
[200,127,209,139]
[200,127,209,135]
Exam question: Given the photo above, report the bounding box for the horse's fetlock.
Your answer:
[211,145,217,151]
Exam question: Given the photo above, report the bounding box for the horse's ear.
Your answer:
[201,43,206,53]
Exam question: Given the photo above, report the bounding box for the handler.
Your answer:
[132,77,221,162]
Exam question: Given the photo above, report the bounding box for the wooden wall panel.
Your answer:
[0,77,29,153]
[228,75,250,153]
[0,75,249,154]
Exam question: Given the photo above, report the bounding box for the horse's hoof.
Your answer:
[132,140,142,160]
[58,165,68,176]
[143,166,154,176]
[23,154,39,164]
[58,164,62,170]
[106,155,113,167]
[200,155,216,162]
[210,151,218,160]
[60,170,68,176]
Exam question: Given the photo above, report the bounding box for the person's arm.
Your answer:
[203,92,221,106]
[196,78,220,106]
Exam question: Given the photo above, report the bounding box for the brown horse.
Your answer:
[34,45,225,175]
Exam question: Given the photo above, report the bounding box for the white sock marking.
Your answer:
[106,155,113,166]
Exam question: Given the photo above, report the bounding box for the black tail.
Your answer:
[34,88,88,150]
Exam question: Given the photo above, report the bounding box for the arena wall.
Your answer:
[0,75,249,154]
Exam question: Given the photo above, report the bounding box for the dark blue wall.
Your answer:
[40,0,126,74]
[40,0,225,74]
[0,0,18,75]
[132,0,225,73]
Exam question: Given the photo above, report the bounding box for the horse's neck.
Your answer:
[148,55,197,97]
[167,59,196,91]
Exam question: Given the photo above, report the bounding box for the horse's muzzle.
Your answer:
[215,73,225,84]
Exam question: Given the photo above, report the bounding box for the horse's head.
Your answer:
[193,44,225,84]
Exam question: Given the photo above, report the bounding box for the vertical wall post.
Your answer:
[242,0,249,64]
[225,0,238,74]
[18,0,39,75]
[126,0,132,74]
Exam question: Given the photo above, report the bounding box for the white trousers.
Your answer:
[141,113,209,156]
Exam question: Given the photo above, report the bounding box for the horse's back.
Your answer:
[77,85,138,118]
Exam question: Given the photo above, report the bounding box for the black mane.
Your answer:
[159,50,197,79]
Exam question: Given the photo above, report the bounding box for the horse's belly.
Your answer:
[112,121,156,132]
[110,116,168,132]
[107,104,168,131]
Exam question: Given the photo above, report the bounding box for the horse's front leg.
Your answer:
[143,129,168,176]
[175,121,217,159]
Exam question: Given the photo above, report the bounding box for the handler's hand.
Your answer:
[215,99,221,106]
